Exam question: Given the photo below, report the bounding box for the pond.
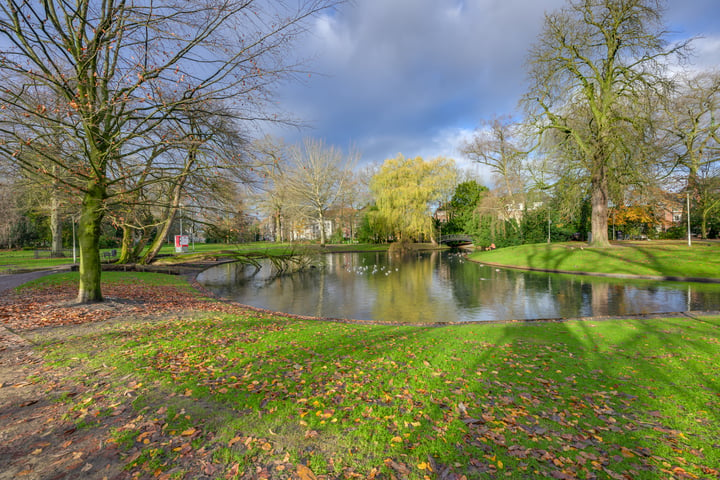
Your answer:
[196,250,720,323]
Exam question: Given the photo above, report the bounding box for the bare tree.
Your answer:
[0,0,340,302]
[283,138,357,246]
[247,136,291,243]
[665,71,720,177]
[662,71,720,236]
[461,116,530,213]
[523,0,687,247]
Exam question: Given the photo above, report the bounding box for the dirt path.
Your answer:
[0,324,130,479]
[0,273,243,480]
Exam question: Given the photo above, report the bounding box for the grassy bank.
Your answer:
[12,269,715,479]
[0,242,391,273]
[4,257,720,479]
[470,241,720,279]
[38,312,720,479]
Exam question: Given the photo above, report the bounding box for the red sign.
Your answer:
[175,235,189,252]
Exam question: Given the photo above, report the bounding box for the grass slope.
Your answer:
[470,241,720,279]
[42,309,720,479]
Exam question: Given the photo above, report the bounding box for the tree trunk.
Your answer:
[50,193,63,257]
[132,230,151,261]
[77,184,105,303]
[142,154,195,263]
[318,211,326,246]
[140,211,176,265]
[275,210,283,242]
[589,167,611,248]
[117,225,134,263]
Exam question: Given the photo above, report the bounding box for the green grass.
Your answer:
[43,309,720,479]
[15,271,192,291]
[0,249,80,272]
[470,241,720,279]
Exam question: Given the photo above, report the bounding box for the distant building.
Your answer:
[499,201,543,222]
[656,199,684,232]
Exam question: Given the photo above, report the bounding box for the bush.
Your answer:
[328,229,344,244]
[659,226,686,240]
[99,234,120,248]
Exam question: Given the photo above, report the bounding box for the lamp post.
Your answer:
[687,192,691,247]
[547,216,551,244]
[71,213,80,264]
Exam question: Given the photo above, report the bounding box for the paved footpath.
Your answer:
[0,268,70,295]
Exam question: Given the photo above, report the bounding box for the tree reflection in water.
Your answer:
[196,251,720,323]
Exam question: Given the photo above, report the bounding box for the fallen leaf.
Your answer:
[297,464,317,480]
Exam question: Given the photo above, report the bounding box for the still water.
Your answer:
[196,251,720,323]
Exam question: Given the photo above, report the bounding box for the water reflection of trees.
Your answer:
[448,260,720,320]
[198,253,720,322]
[369,251,459,323]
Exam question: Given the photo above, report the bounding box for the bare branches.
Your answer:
[0,0,340,301]
[281,138,357,245]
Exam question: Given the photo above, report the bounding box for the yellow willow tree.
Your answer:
[0,0,339,302]
[370,155,457,244]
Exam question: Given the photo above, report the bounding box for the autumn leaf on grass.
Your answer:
[417,461,433,472]
[296,464,317,480]
[672,467,699,479]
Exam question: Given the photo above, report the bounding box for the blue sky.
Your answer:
[269,0,720,182]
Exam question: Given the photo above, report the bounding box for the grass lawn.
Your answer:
[0,249,78,272]
[34,302,720,479]
[470,241,720,279]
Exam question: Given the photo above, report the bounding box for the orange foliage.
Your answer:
[611,206,656,226]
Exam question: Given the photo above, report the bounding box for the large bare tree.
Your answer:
[0,0,339,302]
[282,138,357,246]
[523,0,687,247]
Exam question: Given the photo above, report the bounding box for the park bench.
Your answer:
[102,249,117,260]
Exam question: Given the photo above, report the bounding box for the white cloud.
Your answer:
[688,35,720,71]
[271,0,719,172]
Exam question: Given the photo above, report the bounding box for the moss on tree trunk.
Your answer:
[589,167,611,248]
[77,184,106,303]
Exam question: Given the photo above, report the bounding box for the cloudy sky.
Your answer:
[269,0,720,180]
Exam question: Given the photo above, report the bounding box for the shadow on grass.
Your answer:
[481,316,720,478]
[35,311,720,479]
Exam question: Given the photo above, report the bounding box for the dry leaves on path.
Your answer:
[0,282,241,333]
